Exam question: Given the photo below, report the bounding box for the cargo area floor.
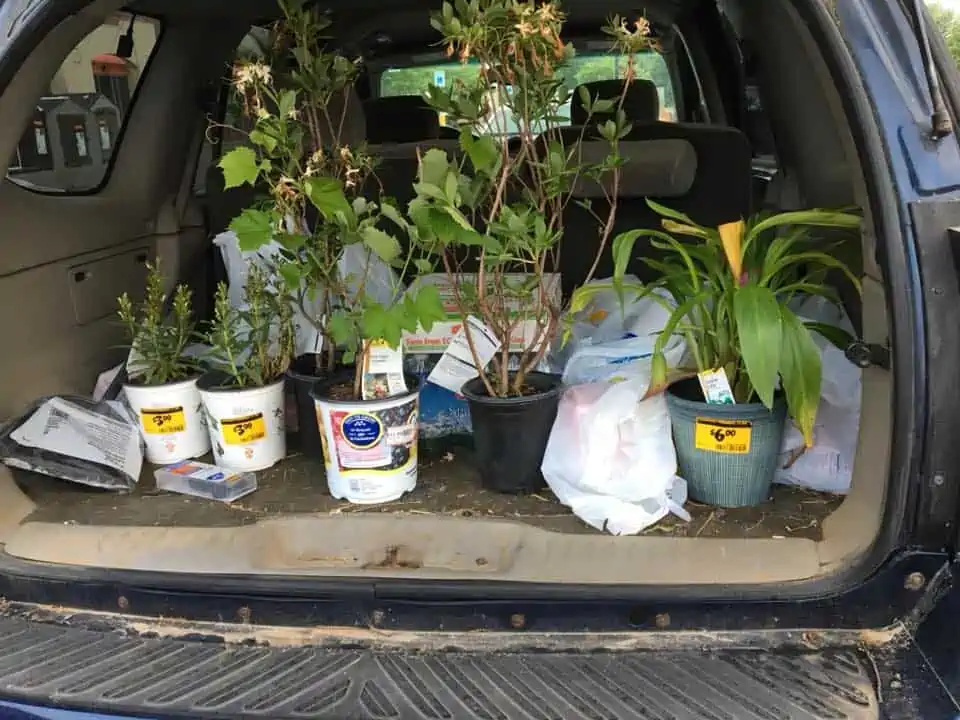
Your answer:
[12,442,843,539]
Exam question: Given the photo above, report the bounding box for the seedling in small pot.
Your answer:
[197,265,295,472]
[117,262,210,464]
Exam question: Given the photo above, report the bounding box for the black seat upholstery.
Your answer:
[364,95,441,143]
[555,79,753,297]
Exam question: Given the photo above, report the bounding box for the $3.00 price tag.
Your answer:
[141,407,186,435]
[221,413,266,445]
[694,418,752,454]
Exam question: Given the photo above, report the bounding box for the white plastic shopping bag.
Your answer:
[213,230,400,358]
[542,377,691,535]
[775,296,861,494]
[554,279,685,385]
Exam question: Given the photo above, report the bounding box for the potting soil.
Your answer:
[12,441,842,539]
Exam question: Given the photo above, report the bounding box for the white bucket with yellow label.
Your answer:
[312,373,420,504]
[123,377,210,465]
[198,374,286,472]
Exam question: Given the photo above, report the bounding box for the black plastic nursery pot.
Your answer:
[461,372,563,494]
[665,376,787,508]
[286,353,339,459]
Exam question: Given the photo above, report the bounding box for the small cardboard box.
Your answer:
[401,272,561,354]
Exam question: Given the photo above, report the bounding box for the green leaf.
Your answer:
[733,284,783,408]
[805,321,855,352]
[412,285,447,332]
[304,177,351,220]
[219,147,261,189]
[748,210,861,243]
[380,202,409,231]
[278,262,301,290]
[360,227,402,263]
[419,148,452,187]
[611,229,645,283]
[278,90,298,118]
[460,131,501,177]
[646,198,700,227]
[248,130,278,153]
[413,258,434,274]
[229,208,274,251]
[362,304,402,348]
[328,310,354,346]
[780,307,822,447]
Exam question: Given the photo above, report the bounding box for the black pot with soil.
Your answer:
[461,372,562,494]
[286,353,342,458]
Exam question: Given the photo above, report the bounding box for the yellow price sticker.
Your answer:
[141,407,186,435]
[221,413,266,445]
[694,418,752,454]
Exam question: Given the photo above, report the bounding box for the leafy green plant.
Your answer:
[399,1,656,398]
[599,199,861,446]
[204,265,295,388]
[215,0,444,398]
[117,262,198,386]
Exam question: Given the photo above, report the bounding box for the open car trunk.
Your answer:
[0,0,897,591]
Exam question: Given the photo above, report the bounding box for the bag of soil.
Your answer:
[0,395,144,491]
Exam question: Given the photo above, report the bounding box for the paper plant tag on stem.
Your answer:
[361,340,407,400]
[428,316,501,394]
[698,368,735,405]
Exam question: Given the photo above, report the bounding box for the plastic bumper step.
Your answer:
[0,616,878,719]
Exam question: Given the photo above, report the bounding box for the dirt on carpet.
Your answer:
[13,438,842,539]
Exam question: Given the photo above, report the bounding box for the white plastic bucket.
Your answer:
[123,377,210,464]
[312,376,420,504]
[198,374,286,472]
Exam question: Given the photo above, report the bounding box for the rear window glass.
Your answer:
[378,50,677,135]
[6,13,160,193]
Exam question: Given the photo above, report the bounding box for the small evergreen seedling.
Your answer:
[204,265,295,388]
[117,262,198,386]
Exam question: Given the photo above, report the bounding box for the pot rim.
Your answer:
[197,370,286,394]
[311,370,422,406]
[665,376,786,412]
[123,373,202,392]
[461,371,562,406]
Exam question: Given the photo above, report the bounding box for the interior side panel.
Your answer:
[0,12,241,415]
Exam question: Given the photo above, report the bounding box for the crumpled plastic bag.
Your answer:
[553,278,685,385]
[213,229,399,357]
[0,396,143,491]
[542,375,691,535]
[775,296,861,494]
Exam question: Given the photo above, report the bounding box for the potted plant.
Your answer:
[217,1,445,501]
[217,0,378,459]
[606,199,861,507]
[405,1,653,493]
[118,262,210,465]
[199,265,295,472]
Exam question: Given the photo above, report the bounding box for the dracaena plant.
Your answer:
[117,261,199,385]
[216,0,444,398]
[398,0,656,398]
[600,199,861,446]
[204,265,296,388]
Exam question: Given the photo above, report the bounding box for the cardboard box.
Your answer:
[401,273,561,354]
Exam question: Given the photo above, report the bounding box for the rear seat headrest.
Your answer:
[364,96,440,143]
[571,79,660,126]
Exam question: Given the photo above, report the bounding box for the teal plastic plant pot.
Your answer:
[665,377,788,508]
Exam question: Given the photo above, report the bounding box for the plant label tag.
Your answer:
[140,406,186,434]
[361,340,408,400]
[698,368,735,404]
[694,418,752,454]
[428,316,501,394]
